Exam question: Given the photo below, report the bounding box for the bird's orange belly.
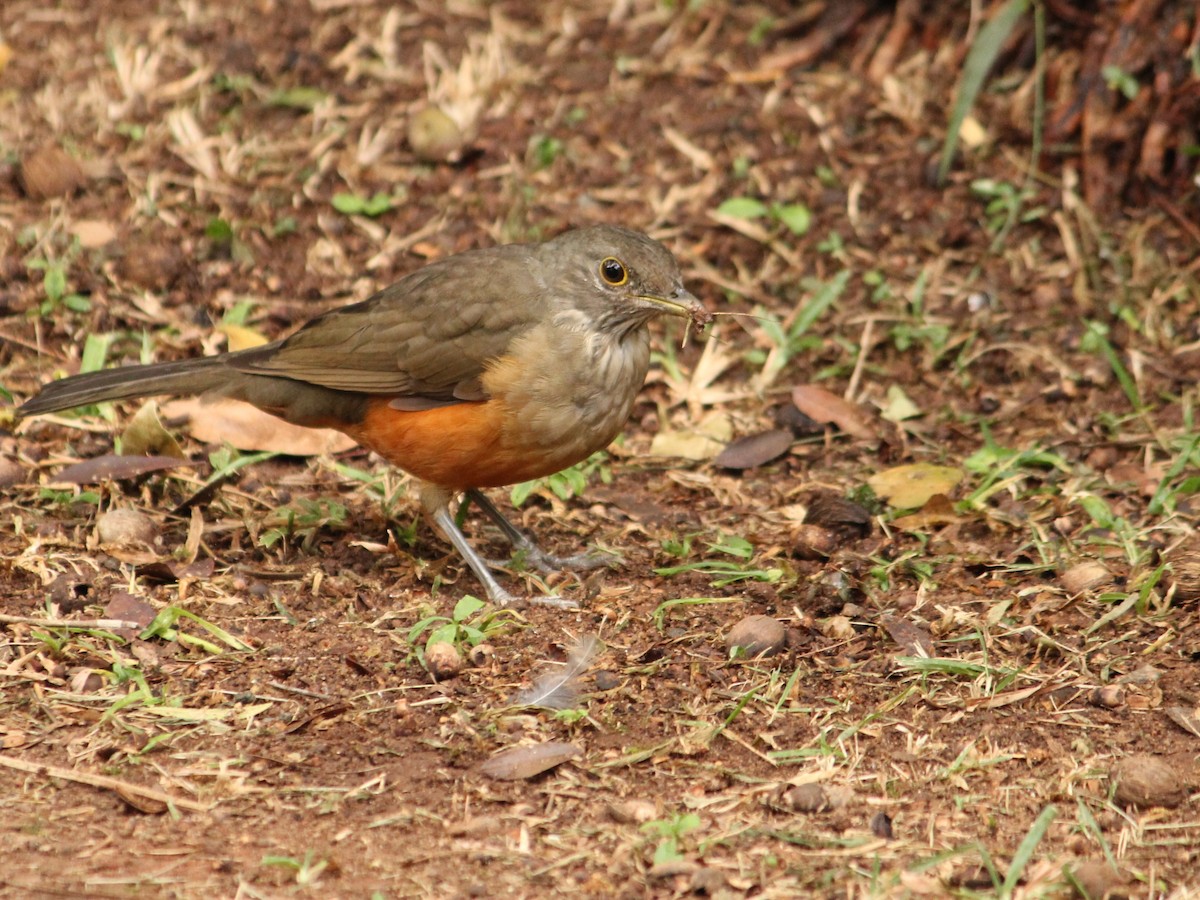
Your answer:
[343,397,587,490]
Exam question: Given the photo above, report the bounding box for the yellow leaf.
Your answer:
[217,322,270,351]
[120,401,185,458]
[648,411,732,461]
[867,463,964,509]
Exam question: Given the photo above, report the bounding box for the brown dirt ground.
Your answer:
[2,2,1199,898]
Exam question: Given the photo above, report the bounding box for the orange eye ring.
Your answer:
[599,257,628,286]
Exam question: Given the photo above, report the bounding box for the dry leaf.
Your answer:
[1164,706,1200,738]
[649,411,732,461]
[216,322,270,351]
[104,592,157,640]
[53,454,198,484]
[160,397,356,455]
[892,494,961,530]
[480,742,582,780]
[881,615,934,656]
[121,402,185,458]
[713,429,793,470]
[867,463,964,509]
[791,385,876,439]
[880,384,922,422]
[71,219,118,249]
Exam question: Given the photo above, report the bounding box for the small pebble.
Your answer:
[96,508,157,547]
[1070,859,1127,900]
[594,670,621,691]
[870,811,894,839]
[1061,560,1112,595]
[0,457,26,487]
[408,106,466,163]
[782,782,828,813]
[1111,754,1187,809]
[424,642,463,680]
[20,142,86,199]
[607,799,657,824]
[792,523,838,559]
[689,867,726,894]
[726,614,786,658]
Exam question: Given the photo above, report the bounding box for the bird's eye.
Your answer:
[599,257,628,286]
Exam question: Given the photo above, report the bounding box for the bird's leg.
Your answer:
[466,489,615,574]
[421,484,577,609]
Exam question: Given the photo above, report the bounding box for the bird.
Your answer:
[17,225,709,607]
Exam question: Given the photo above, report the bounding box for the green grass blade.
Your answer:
[937,0,1031,185]
[1002,804,1056,896]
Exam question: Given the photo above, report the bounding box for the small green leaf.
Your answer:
[426,623,459,647]
[80,333,112,373]
[452,595,486,623]
[773,202,811,235]
[510,481,536,508]
[43,266,67,301]
[267,86,326,110]
[361,193,394,217]
[272,215,298,237]
[331,193,365,215]
[717,197,768,220]
[205,217,234,243]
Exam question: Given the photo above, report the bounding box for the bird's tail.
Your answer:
[18,356,230,417]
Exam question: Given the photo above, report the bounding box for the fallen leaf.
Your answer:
[867,463,964,509]
[161,397,356,455]
[892,493,961,530]
[120,402,185,458]
[135,558,215,585]
[649,411,732,461]
[480,742,582,780]
[104,592,157,639]
[804,491,872,534]
[104,592,157,629]
[881,615,934,656]
[713,429,793,469]
[1164,706,1200,738]
[216,322,270,351]
[52,454,199,484]
[791,385,876,439]
[71,219,118,249]
[880,384,922,422]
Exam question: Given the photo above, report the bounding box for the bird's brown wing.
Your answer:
[228,246,549,401]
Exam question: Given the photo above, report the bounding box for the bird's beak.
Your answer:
[639,288,711,329]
